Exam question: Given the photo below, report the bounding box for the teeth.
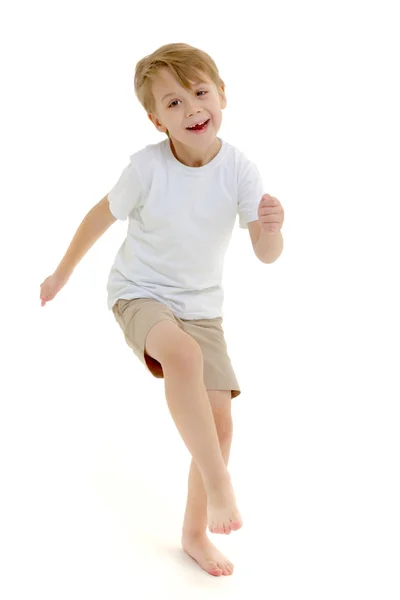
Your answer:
[188,119,208,128]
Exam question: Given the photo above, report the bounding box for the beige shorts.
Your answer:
[112,298,241,399]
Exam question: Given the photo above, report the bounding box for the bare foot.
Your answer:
[182,533,234,576]
[206,473,243,534]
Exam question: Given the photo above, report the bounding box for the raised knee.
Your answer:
[145,319,202,372]
[163,336,203,372]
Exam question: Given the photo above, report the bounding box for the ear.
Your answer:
[148,113,167,134]
[219,85,227,109]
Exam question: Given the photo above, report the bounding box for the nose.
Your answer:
[186,108,202,119]
[185,98,203,117]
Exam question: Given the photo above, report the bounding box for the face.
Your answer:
[148,68,227,167]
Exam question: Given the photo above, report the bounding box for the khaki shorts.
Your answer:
[112,298,241,399]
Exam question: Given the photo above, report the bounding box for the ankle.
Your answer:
[182,529,206,541]
[203,468,231,494]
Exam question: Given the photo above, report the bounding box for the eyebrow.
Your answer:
[161,82,209,103]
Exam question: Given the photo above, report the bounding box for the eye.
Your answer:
[169,90,208,108]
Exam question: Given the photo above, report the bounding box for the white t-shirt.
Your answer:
[106,137,264,319]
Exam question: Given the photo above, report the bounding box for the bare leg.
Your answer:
[162,356,242,534]
[181,390,235,577]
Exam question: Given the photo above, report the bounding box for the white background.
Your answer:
[1,0,399,598]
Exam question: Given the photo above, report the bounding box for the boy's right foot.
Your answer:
[205,473,243,534]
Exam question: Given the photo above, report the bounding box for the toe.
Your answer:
[224,522,232,535]
[217,562,229,576]
[212,522,221,534]
[208,562,222,576]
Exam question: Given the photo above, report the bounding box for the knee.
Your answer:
[162,336,203,374]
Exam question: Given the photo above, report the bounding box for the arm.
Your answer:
[254,230,284,264]
[248,220,284,263]
[54,195,117,279]
[253,194,285,263]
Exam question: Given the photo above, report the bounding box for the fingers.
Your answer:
[259,205,281,215]
[259,214,281,224]
[261,194,278,204]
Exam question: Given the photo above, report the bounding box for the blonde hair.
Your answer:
[134,43,225,137]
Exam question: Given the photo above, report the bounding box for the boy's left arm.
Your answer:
[249,194,285,263]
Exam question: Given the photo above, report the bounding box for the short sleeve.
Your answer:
[237,159,265,229]
[107,159,143,221]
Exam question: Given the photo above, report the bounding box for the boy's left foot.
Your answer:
[181,533,234,576]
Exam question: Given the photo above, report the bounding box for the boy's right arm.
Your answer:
[53,195,117,279]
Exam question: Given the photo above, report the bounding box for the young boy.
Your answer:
[39,43,284,577]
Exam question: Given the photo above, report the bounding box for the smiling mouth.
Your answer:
[186,118,210,131]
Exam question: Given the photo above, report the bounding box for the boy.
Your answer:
[39,43,284,577]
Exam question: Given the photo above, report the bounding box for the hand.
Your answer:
[40,271,70,307]
[258,194,284,234]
